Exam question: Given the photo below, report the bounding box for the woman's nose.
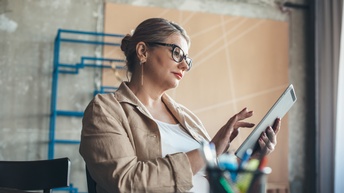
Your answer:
[178,58,189,71]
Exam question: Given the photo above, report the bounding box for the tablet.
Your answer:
[235,84,297,159]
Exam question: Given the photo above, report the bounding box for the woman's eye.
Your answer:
[173,49,182,59]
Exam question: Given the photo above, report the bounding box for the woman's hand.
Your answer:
[211,108,255,156]
[256,118,281,156]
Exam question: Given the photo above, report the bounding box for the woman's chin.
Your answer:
[163,79,180,90]
[172,80,180,88]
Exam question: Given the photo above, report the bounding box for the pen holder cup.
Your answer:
[207,167,271,193]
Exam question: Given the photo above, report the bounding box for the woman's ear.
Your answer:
[136,42,148,62]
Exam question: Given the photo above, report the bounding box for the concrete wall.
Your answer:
[0,0,309,192]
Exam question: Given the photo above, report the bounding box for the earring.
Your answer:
[140,60,145,86]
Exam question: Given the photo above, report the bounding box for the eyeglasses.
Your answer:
[146,42,192,71]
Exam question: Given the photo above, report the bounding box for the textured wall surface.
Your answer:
[0,0,308,192]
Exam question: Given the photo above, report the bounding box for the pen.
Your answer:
[234,148,252,182]
[209,142,217,166]
[257,155,268,170]
[219,176,235,193]
[200,141,217,168]
[238,149,252,171]
[246,155,268,193]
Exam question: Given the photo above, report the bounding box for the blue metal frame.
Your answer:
[59,56,125,74]
[49,29,125,192]
[49,29,124,158]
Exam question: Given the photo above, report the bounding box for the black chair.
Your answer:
[0,157,71,193]
[86,166,97,193]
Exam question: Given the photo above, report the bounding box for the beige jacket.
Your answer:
[79,82,211,193]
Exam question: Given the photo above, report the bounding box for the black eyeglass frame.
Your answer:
[146,42,192,71]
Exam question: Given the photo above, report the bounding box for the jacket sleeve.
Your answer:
[79,94,193,193]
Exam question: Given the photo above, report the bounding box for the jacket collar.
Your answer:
[114,82,208,142]
[114,82,182,112]
[114,82,141,106]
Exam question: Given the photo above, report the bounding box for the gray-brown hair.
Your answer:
[120,18,190,73]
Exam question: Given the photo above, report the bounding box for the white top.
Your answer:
[155,120,209,193]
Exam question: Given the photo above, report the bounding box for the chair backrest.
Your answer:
[0,157,70,193]
[86,166,97,193]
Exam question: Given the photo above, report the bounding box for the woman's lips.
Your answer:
[173,72,183,79]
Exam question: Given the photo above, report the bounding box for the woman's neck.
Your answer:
[127,79,178,124]
[127,79,164,108]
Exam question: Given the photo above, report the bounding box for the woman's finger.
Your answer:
[258,138,269,155]
[234,122,255,129]
[272,118,281,134]
[260,132,275,149]
[236,108,254,120]
[229,129,239,141]
[212,108,255,155]
[266,126,277,144]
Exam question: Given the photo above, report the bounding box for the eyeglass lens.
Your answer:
[172,47,192,69]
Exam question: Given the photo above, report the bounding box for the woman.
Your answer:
[79,18,280,193]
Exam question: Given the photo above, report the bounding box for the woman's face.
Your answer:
[145,34,190,90]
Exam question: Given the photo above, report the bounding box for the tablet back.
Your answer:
[235,84,297,159]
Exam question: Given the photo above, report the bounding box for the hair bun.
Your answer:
[120,34,132,55]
